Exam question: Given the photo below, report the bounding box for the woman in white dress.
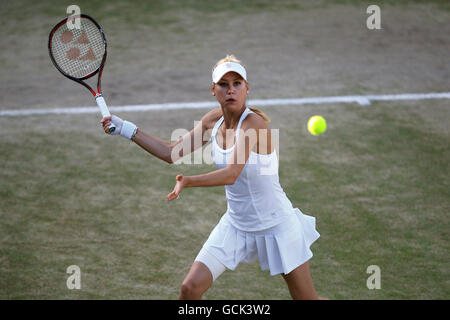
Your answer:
[101,55,323,300]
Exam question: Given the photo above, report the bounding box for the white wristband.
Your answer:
[120,121,137,140]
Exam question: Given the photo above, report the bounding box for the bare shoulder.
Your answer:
[241,112,273,154]
[201,108,223,129]
[241,112,269,130]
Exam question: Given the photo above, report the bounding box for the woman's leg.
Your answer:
[180,247,227,299]
[282,261,321,300]
[179,261,213,300]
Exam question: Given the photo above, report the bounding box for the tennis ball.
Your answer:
[307,115,327,135]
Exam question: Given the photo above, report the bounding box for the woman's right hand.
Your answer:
[101,115,137,139]
[101,115,123,135]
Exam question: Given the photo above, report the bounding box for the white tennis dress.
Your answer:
[200,107,320,276]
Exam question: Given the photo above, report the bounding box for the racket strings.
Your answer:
[50,18,105,79]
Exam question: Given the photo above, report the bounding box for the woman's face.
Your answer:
[211,72,249,112]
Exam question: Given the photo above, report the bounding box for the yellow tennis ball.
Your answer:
[307,115,327,135]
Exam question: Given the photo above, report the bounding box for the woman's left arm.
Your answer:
[167,114,268,201]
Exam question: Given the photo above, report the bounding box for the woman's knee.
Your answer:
[180,278,203,299]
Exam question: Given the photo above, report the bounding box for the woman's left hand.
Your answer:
[167,174,186,201]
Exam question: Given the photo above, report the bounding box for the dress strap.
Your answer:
[211,115,224,143]
[234,107,253,141]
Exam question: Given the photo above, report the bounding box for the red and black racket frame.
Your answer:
[48,14,107,98]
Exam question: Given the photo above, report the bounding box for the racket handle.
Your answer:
[95,95,116,133]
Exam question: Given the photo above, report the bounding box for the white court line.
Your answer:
[0,92,449,117]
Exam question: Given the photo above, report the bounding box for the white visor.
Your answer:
[212,62,247,83]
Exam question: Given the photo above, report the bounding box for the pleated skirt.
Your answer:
[202,208,320,276]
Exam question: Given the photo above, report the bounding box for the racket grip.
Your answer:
[96,95,116,133]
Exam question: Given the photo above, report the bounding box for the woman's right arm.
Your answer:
[131,128,175,163]
[101,108,220,164]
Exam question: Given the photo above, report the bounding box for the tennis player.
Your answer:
[101,55,324,300]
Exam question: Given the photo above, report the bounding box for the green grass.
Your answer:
[0,0,310,29]
[0,0,448,300]
[3,0,448,33]
[0,100,448,299]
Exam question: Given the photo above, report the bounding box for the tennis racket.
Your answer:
[48,14,116,133]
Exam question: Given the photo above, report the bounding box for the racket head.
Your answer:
[48,14,107,82]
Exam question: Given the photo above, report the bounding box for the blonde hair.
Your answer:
[213,54,271,124]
